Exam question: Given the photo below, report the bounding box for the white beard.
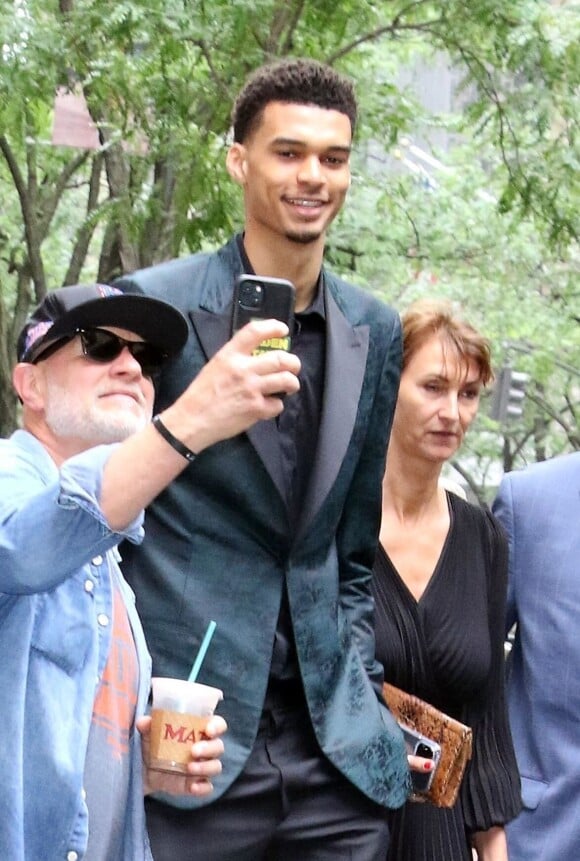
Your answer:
[44,378,148,446]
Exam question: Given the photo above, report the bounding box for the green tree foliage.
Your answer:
[337,132,579,497]
[1,0,578,490]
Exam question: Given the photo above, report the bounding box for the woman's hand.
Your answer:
[137,714,227,797]
[471,826,508,860]
[407,753,435,777]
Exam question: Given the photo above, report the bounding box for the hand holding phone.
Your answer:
[400,722,441,793]
[231,275,295,355]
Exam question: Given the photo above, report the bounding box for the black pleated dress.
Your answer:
[372,492,522,861]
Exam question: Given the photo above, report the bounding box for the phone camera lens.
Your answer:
[239,281,263,308]
[416,743,434,759]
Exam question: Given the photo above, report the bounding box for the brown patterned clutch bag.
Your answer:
[383,682,473,808]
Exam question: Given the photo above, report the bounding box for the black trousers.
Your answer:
[145,702,390,861]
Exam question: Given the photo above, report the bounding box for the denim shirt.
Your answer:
[0,430,153,861]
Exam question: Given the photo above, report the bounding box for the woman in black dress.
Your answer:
[373,299,521,860]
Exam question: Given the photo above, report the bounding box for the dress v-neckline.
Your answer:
[380,492,454,606]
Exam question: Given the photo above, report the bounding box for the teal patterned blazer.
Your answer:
[116,236,410,810]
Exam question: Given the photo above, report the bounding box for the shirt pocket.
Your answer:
[31,579,94,674]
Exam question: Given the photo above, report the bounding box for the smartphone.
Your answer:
[231,274,295,355]
[400,722,441,793]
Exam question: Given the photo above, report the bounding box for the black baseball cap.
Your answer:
[17,284,188,364]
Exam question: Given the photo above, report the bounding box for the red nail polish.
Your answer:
[424,761,433,771]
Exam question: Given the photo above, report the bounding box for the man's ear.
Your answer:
[226,143,248,185]
[12,363,45,411]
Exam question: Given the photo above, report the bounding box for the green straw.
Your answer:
[188,620,217,683]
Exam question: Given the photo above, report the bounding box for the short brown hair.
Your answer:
[401,298,493,386]
[231,58,358,143]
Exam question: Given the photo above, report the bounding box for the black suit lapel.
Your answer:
[189,306,287,497]
[297,291,369,537]
[189,306,230,360]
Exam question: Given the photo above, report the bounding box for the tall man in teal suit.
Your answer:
[116,58,409,860]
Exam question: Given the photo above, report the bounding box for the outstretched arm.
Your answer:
[100,319,300,529]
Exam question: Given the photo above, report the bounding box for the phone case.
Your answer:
[232,275,295,354]
[400,723,441,793]
[383,682,473,808]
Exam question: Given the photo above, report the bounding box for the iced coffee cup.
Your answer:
[149,676,224,774]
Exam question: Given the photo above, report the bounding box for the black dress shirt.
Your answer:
[236,237,326,691]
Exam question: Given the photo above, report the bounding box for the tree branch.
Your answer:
[63,153,104,285]
[327,0,442,64]
[0,136,46,298]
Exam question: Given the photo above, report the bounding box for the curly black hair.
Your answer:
[231,58,357,143]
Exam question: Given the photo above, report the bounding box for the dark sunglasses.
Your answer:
[76,328,167,377]
[32,327,167,378]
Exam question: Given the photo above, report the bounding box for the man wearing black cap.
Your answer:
[0,284,300,861]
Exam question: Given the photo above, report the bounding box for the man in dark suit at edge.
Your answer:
[116,58,409,860]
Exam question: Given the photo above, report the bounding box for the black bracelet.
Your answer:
[152,415,197,463]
